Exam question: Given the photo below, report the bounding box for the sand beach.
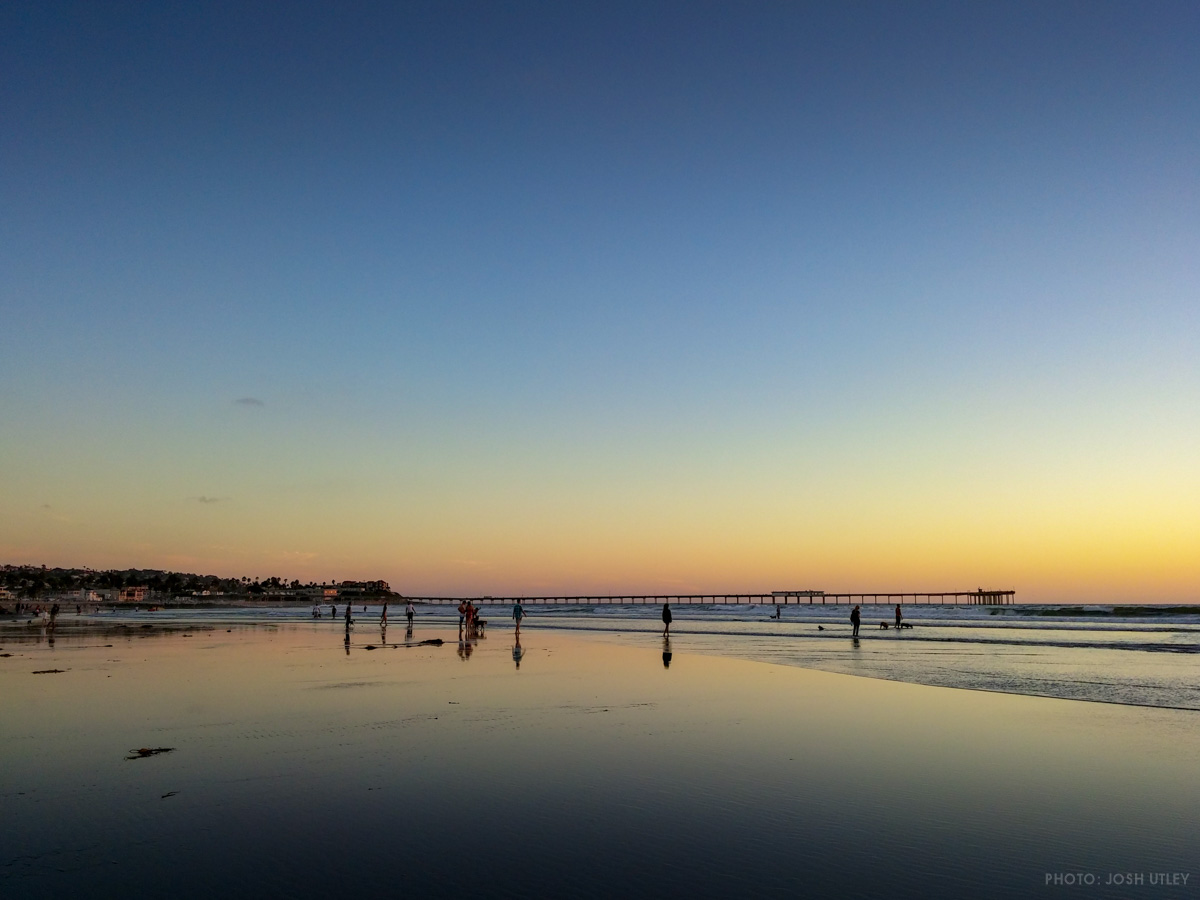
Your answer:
[2,614,1197,899]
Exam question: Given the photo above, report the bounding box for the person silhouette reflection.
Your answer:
[512,634,524,669]
[457,637,474,661]
[662,636,672,668]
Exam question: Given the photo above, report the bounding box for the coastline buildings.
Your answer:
[0,565,396,604]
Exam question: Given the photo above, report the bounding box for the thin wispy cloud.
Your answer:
[196,496,223,504]
[279,550,318,562]
[235,397,264,407]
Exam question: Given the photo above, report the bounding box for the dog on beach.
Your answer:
[898,622,913,629]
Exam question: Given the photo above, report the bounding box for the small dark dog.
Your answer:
[879,622,889,630]
[898,622,913,629]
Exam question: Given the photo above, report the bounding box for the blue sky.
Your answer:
[2,2,1198,599]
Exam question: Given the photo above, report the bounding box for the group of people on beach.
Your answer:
[377,600,416,627]
[311,600,415,625]
[849,603,903,637]
[4,602,62,624]
[457,599,484,636]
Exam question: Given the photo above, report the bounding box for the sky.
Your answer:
[2,1,1198,601]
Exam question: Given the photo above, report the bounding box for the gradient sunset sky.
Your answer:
[3,2,1197,601]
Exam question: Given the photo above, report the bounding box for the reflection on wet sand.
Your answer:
[3,622,1199,900]
[662,636,672,668]
[512,634,524,669]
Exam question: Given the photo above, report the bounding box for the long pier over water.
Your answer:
[408,590,1016,607]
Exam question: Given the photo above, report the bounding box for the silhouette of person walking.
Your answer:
[662,603,672,636]
[512,600,525,634]
[895,604,902,629]
[850,604,861,637]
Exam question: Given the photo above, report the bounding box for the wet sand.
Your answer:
[2,620,1197,899]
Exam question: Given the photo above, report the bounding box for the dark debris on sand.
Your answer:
[127,747,176,760]
[32,668,66,674]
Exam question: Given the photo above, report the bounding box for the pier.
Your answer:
[406,590,1015,606]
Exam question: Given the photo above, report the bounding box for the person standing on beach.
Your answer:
[344,604,353,627]
[380,602,388,626]
[895,604,902,629]
[406,600,414,625]
[850,605,861,637]
[662,602,672,636]
[457,600,468,635]
[513,600,525,634]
